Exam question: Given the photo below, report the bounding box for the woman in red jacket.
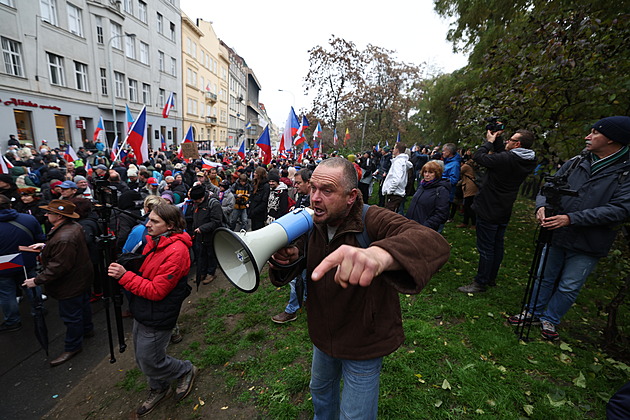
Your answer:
[108,204,196,417]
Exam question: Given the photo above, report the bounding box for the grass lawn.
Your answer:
[153,197,630,419]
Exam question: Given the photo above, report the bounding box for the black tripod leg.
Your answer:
[112,288,127,353]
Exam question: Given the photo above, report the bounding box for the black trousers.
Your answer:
[196,238,217,276]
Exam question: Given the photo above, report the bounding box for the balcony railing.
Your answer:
[205,92,217,102]
[206,116,217,124]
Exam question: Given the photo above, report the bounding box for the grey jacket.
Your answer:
[536,151,630,257]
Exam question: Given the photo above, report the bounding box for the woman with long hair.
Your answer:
[248,166,270,231]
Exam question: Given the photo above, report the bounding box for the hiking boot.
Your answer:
[271,311,297,324]
[170,333,183,344]
[175,365,198,402]
[540,320,560,341]
[508,311,540,326]
[137,387,173,417]
[202,274,216,284]
[457,282,486,293]
[0,322,22,333]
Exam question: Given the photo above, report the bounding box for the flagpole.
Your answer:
[109,135,129,169]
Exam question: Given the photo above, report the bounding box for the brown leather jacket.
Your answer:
[35,220,93,300]
[270,196,450,360]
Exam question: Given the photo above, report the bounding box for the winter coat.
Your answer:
[536,151,630,258]
[192,195,223,243]
[406,179,450,231]
[219,189,235,220]
[0,209,46,272]
[119,232,192,330]
[442,154,462,202]
[249,180,270,223]
[269,196,450,360]
[472,142,537,224]
[382,153,412,197]
[460,162,479,198]
[230,181,252,210]
[34,220,93,300]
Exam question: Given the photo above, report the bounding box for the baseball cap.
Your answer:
[59,181,78,189]
[147,177,159,186]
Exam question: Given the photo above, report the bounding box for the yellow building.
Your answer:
[181,14,229,148]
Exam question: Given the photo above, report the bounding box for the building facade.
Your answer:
[0,0,182,153]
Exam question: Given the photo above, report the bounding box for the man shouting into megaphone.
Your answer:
[269,157,450,419]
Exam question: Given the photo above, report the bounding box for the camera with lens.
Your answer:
[484,116,506,133]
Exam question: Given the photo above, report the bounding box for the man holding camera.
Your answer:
[509,116,630,340]
[458,126,537,293]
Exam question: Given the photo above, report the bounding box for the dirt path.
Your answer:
[43,272,261,420]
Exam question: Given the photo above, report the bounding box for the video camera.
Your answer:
[484,116,506,133]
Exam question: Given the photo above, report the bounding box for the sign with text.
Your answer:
[181,142,199,160]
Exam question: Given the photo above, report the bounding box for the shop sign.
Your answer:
[2,96,61,111]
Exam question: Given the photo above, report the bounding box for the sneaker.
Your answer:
[271,311,297,324]
[137,387,173,417]
[175,365,198,402]
[170,333,183,344]
[457,282,486,293]
[508,311,540,326]
[202,274,216,284]
[0,322,22,333]
[540,320,560,341]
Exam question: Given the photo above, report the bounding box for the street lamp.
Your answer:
[107,32,136,145]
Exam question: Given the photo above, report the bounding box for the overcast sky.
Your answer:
[179,0,468,128]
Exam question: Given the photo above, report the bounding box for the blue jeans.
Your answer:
[58,292,93,351]
[285,270,307,314]
[310,345,383,420]
[230,208,249,231]
[529,246,599,325]
[0,269,40,325]
[474,217,508,286]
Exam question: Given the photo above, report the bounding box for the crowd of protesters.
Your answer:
[2,115,629,418]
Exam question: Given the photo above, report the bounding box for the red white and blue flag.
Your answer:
[162,92,175,118]
[298,142,310,163]
[110,136,119,161]
[313,121,322,139]
[176,125,194,160]
[202,157,221,169]
[125,105,135,133]
[93,116,105,141]
[64,144,79,162]
[126,106,149,164]
[313,139,320,157]
[160,133,166,151]
[0,253,25,275]
[0,153,13,174]
[256,125,272,165]
[280,107,300,151]
[237,139,246,160]
[333,129,338,146]
[294,115,309,146]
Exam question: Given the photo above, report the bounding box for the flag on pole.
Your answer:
[93,116,105,141]
[64,144,79,162]
[176,125,194,160]
[202,157,221,169]
[396,132,401,143]
[127,106,149,164]
[160,133,166,151]
[256,125,272,165]
[298,142,311,163]
[245,121,252,130]
[333,129,338,146]
[237,139,246,160]
[125,105,135,133]
[313,121,322,139]
[375,142,380,152]
[344,128,350,146]
[0,253,24,275]
[162,92,175,118]
[385,140,389,148]
[281,107,300,151]
[294,115,309,146]
[210,141,216,156]
[0,154,13,174]
[110,136,119,161]
[313,139,320,157]
[205,83,211,92]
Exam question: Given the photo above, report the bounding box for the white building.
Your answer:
[0,0,182,154]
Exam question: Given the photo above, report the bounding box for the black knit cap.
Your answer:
[189,184,206,200]
[592,116,630,145]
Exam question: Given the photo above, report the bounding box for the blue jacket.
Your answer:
[406,180,450,231]
[442,154,462,202]
[0,209,46,273]
[536,151,630,258]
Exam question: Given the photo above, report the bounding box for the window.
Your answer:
[142,83,151,105]
[156,13,163,34]
[67,3,82,36]
[128,78,138,102]
[186,37,191,55]
[0,0,15,6]
[40,0,58,26]
[74,61,88,91]
[47,52,65,86]
[158,51,165,71]
[191,42,196,59]
[158,88,165,107]
[138,1,147,23]
[187,98,197,116]
[95,16,103,44]
[100,68,107,95]
[186,68,196,86]
[111,22,122,49]
[169,22,175,41]
[2,37,23,77]
[125,35,135,59]
[170,57,176,76]
[123,0,132,14]
[114,71,124,98]
[139,41,149,64]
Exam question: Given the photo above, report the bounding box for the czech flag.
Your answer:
[281,107,299,152]
[294,115,309,146]
[127,105,149,164]
[256,125,272,165]
[93,116,105,141]
[110,136,119,161]
[237,139,246,160]
[176,125,194,160]
[125,105,135,133]
[64,144,79,162]
[160,133,166,151]
[313,121,322,139]
[333,129,338,146]
[298,142,310,163]
[162,92,175,118]
[0,153,13,174]
[0,253,24,275]
[202,157,221,169]
[313,139,320,157]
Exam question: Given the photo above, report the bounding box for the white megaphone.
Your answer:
[213,207,314,293]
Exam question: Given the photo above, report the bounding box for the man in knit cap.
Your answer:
[509,116,630,341]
